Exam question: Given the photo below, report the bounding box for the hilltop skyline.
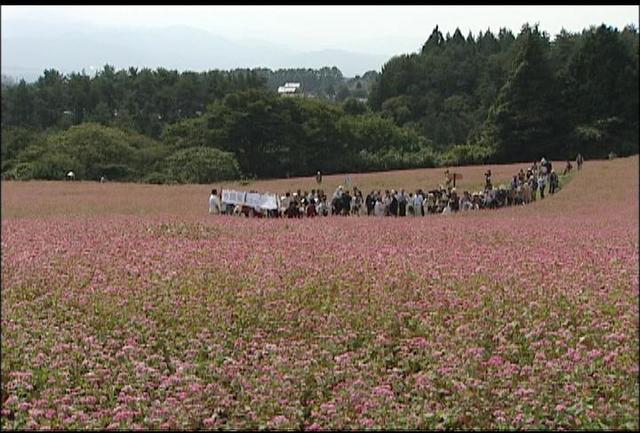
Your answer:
[2,5,638,81]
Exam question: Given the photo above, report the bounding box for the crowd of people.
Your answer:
[209,155,583,218]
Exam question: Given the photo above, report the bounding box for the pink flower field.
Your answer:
[1,156,638,429]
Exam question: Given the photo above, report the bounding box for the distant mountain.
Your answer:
[1,23,389,81]
[287,49,389,77]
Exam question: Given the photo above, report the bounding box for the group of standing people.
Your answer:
[209,155,584,217]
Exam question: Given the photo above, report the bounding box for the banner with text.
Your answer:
[221,189,279,210]
[221,189,246,205]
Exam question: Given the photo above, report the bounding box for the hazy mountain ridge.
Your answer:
[1,22,390,80]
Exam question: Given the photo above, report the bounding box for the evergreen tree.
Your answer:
[480,25,567,161]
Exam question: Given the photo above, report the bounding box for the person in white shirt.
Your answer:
[522,182,532,204]
[333,185,343,200]
[209,189,221,214]
[382,191,392,216]
[280,192,292,216]
[442,200,453,215]
[374,198,385,217]
[413,190,424,216]
[460,191,472,211]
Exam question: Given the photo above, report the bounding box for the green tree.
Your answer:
[343,98,369,116]
[67,72,93,124]
[32,69,67,129]
[479,24,566,161]
[163,147,241,183]
[563,25,639,157]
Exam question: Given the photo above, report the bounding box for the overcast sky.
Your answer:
[3,5,639,55]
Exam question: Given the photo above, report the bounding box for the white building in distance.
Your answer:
[277,82,303,97]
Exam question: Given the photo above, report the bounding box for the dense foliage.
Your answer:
[371,24,638,161]
[1,67,266,138]
[1,23,637,182]
[254,67,378,101]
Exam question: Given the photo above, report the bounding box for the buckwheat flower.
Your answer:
[270,415,288,426]
[202,416,218,427]
[320,402,336,414]
[360,417,375,428]
[4,395,18,407]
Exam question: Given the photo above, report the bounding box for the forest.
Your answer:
[1,23,637,183]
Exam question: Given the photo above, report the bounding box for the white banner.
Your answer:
[221,189,246,205]
[245,192,263,209]
[221,189,279,211]
[260,193,279,210]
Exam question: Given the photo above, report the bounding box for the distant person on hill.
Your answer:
[383,190,391,216]
[374,197,385,217]
[281,192,292,217]
[484,170,492,190]
[413,189,424,216]
[352,189,363,215]
[317,196,328,216]
[460,191,472,211]
[549,170,559,194]
[331,194,341,215]
[333,185,343,201]
[449,188,459,212]
[425,192,436,214]
[576,153,584,170]
[306,198,317,217]
[522,181,532,204]
[66,171,75,181]
[341,189,352,216]
[538,169,547,199]
[444,170,453,188]
[563,160,573,175]
[365,191,375,216]
[285,200,299,218]
[529,175,538,202]
[442,199,453,215]
[209,189,221,214]
[316,171,322,184]
[397,189,407,216]
[407,193,415,216]
[389,190,398,216]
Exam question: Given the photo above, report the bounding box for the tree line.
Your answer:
[1,23,637,183]
[2,90,435,182]
[370,23,638,162]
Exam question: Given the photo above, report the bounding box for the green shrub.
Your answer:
[164,146,242,184]
[439,144,494,166]
[143,172,174,185]
[4,162,35,180]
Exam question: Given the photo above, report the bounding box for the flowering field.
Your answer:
[1,156,638,430]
